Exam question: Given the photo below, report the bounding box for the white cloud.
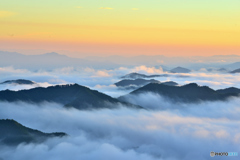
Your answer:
[132,66,164,74]
[0,99,239,160]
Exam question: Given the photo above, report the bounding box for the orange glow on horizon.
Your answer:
[0,0,239,57]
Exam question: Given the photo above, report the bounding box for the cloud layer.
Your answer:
[0,99,239,160]
[1,65,240,97]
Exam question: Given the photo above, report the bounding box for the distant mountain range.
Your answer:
[0,84,140,110]
[0,119,66,145]
[2,51,240,70]
[0,51,120,70]
[0,79,36,85]
[84,54,240,69]
[119,83,240,104]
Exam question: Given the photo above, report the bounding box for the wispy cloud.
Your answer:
[75,6,83,9]
[0,11,16,18]
[99,7,113,10]
[132,8,139,10]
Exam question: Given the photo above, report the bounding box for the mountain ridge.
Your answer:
[119,83,239,104]
[0,119,66,145]
[0,79,36,85]
[0,84,141,110]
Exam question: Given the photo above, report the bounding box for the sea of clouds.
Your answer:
[0,65,239,160]
[1,65,240,96]
[0,99,239,160]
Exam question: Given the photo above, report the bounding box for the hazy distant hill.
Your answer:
[0,84,140,110]
[225,62,240,70]
[206,68,229,72]
[121,73,168,79]
[119,83,239,103]
[84,54,240,69]
[217,68,229,72]
[0,119,66,145]
[170,67,191,73]
[115,79,160,89]
[2,51,240,70]
[0,79,35,85]
[0,51,120,70]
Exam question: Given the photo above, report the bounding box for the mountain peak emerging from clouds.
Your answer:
[119,83,239,104]
[0,79,35,85]
[121,72,168,79]
[230,68,240,73]
[0,119,66,145]
[0,84,141,110]
[115,78,160,90]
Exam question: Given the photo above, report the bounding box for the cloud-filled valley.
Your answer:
[1,65,240,95]
[0,100,239,160]
[1,52,240,160]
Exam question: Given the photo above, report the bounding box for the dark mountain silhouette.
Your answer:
[0,84,140,110]
[119,83,239,103]
[216,87,240,94]
[170,67,191,73]
[121,72,168,79]
[230,68,240,73]
[0,119,66,145]
[115,79,178,89]
[161,81,178,86]
[115,79,159,89]
[0,79,35,85]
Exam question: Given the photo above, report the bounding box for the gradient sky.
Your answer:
[0,0,239,57]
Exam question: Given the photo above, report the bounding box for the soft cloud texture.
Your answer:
[131,66,164,74]
[0,100,239,160]
[0,65,239,159]
[1,65,240,97]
